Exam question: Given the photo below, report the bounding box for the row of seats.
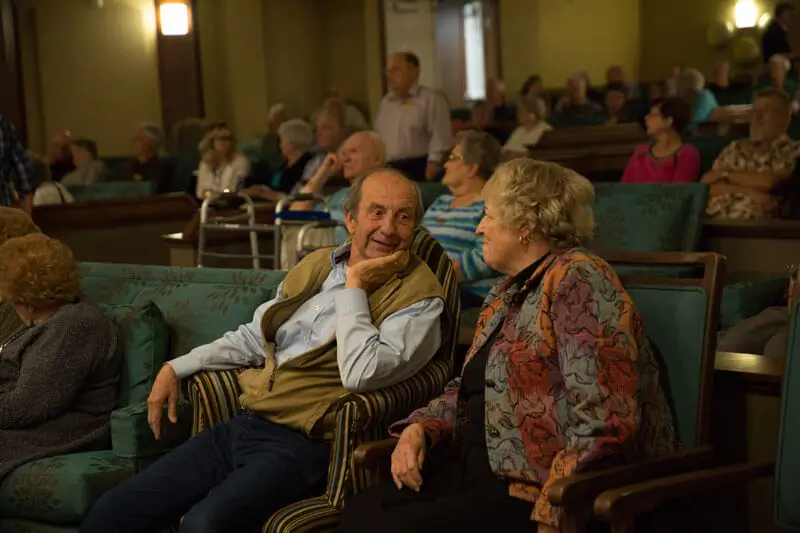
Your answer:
[4,228,794,530]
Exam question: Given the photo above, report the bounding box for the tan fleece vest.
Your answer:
[237,247,444,437]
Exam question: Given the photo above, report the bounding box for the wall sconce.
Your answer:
[733,0,760,29]
[158,1,191,36]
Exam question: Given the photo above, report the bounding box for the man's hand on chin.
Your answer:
[346,250,410,291]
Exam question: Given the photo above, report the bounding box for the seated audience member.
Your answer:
[339,158,676,533]
[118,123,170,194]
[469,101,513,145]
[0,116,33,212]
[708,62,732,96]
[60,138,108,187]
[551,74,605,125]
[469,100,493,130]
[304,107,348,182]
[423,130,501,308]
[718,269,796,357]
[42,130,76,182]
[81,169,445,533]
[502,97,552,158]
[485,78,516,122]
[292,131,386,244]
[707,61,748,104]
[665,65,681,96]
[704,89,800,220]
[755,54,797,95]
[677,68,720,128]
[243,119,315,200]
[606,64,640,99]
[520,74,544,102]
[195,123,251,200]
[29,152,74,206]
[604,83,639,125]
[311,88,369,132]
[0,207,40,343]
[0,234,120,480]
[622,97,700,183]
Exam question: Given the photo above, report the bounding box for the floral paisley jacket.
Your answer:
[390,248,677,527]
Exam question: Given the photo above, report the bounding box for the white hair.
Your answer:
[268,103,288,121]
[138,122,164,152]
[277,119,314,152]
[679,68,706,93]
[770,54,791,71]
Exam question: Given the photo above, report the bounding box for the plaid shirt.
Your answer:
[0,116,32,207]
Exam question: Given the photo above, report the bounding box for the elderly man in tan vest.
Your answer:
[81,169,445,533]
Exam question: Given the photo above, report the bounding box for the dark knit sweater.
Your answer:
[0,302,23,346]
[0,302,120,479]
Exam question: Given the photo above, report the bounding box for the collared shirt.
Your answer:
[0,116,32,207]
[168,245,444,393]
[374,84,453,163]
[713,134,800,175]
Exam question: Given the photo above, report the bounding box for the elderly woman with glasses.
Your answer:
[422,130,502,307]
[195,122,251,200]
[340,158,676,533]
[0,234,120,480]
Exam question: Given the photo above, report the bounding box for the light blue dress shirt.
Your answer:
[169,246,444,393]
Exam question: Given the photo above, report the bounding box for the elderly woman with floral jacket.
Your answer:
[339,158,677,533]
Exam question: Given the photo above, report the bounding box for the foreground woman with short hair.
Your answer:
[339,158,677,533]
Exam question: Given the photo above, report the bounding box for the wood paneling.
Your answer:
[155,0,204,135]
[0,0,26,144]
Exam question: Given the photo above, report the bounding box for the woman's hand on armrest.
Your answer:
[391,423,427,492]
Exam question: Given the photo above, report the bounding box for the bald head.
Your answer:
[344,169,421,262]
[48,130,72,162]
[340,131,386,181]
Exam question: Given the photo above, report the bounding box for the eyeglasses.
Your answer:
[447,153,464,162]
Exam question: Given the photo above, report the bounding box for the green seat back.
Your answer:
[78,263,285,357]
[101,156,136,179]
[774,300,800,529]
[162,154,200,194]
[67,181,153,202]
[625,284,709,446]
[593,183,709,253]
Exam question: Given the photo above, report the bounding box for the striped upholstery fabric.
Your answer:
[185,228,460,533]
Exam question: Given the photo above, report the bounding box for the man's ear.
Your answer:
[345,209,356,234]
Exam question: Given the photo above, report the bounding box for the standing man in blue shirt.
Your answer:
[0,116,33,213]
[81,168,446,533]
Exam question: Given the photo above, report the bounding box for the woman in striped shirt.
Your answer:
[422,130,502,308]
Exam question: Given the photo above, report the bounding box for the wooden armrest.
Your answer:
[548,446,714,508]
[594,461,774,520]
[353,438,398,470]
